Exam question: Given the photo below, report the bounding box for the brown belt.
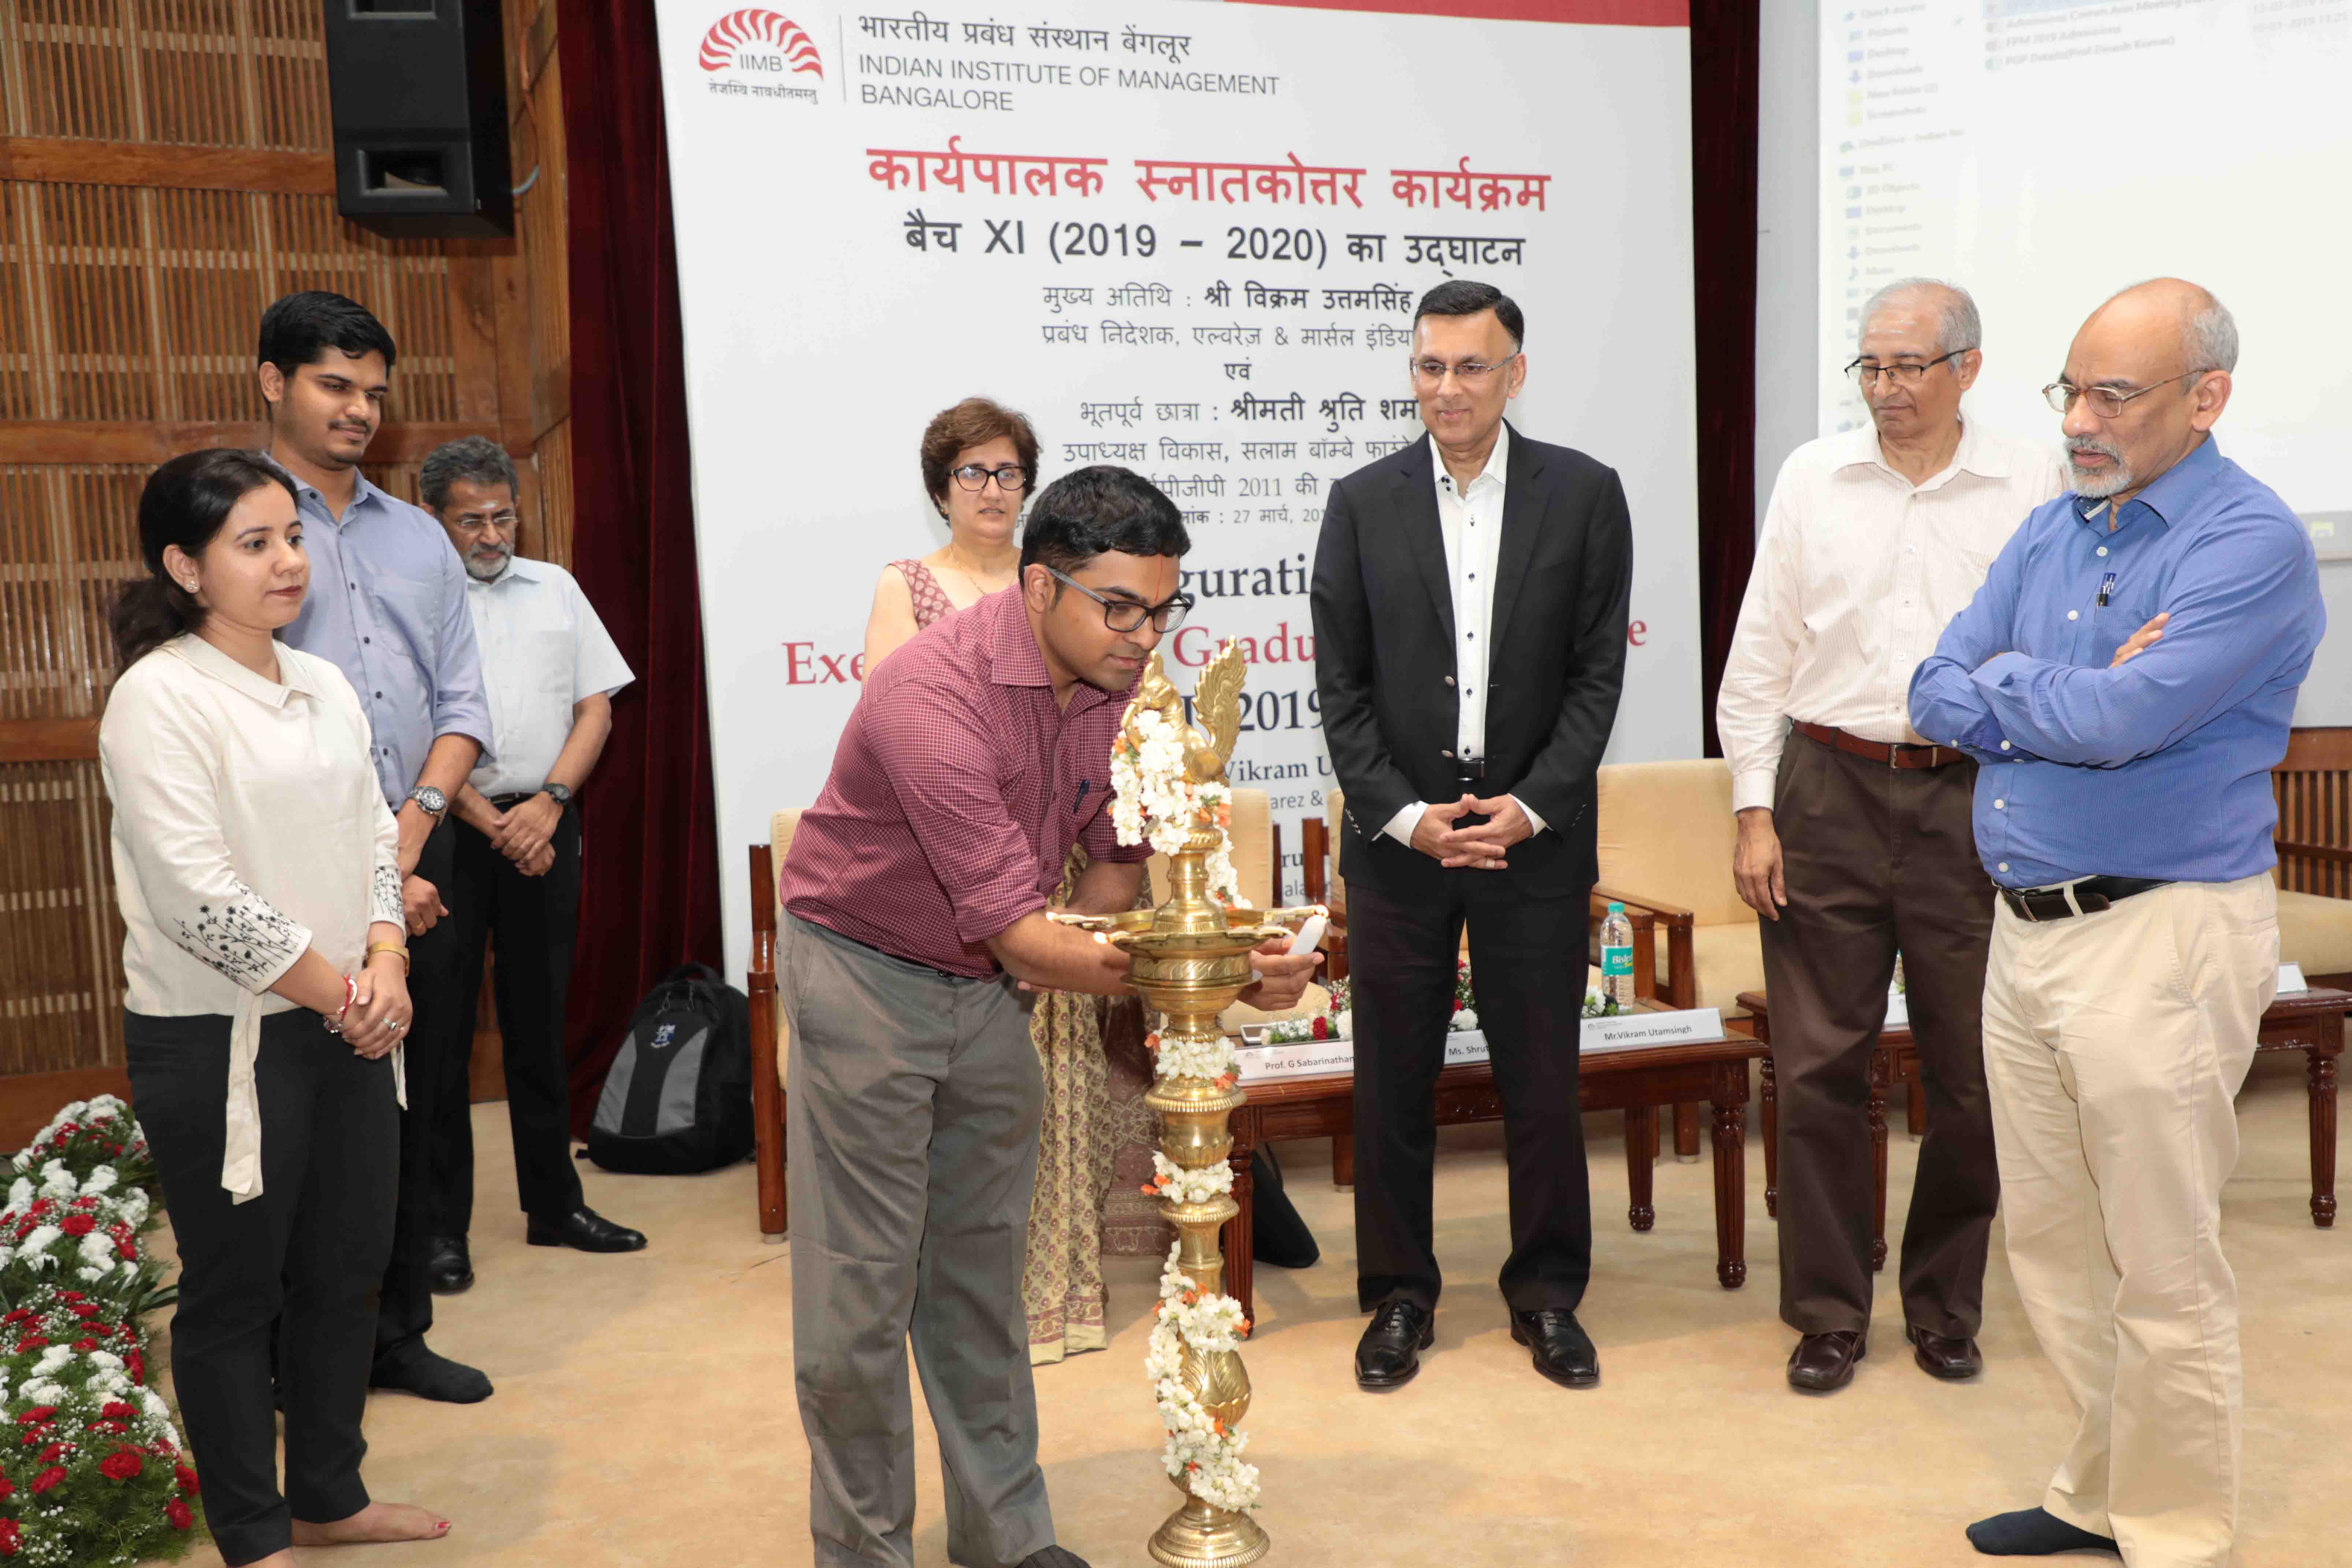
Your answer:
[1792,720,1964,770]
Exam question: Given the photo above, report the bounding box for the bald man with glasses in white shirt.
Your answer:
[1718,279,2065,1396]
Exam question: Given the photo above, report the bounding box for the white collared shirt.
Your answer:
[1716,419,2067,813]
[462,556,634,798]
[1380,426,1547,845]
[100,634,406,1200]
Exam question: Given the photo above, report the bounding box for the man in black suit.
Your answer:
[1311,280,1633,1392]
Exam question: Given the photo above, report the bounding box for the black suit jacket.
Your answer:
[1309,422,1633,899]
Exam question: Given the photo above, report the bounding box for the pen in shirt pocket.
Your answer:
[2097,573,2117,608]
[1074,778,1090,814]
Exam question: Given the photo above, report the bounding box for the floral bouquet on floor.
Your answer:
[9,1101,153,1195]
[0,1171,171,1319]
[0,1286,202,1565]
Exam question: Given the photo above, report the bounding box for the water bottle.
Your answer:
[1600,901,1635,1009]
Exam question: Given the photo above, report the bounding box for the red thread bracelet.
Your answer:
[330,974,358,1033]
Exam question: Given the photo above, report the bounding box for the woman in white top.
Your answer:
[101,449,452,1568]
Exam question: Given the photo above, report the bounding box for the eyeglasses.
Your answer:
[450,510,518,530]
[1845,348,1974,388]
[1046,567,1193,633]
[2042,370,2199,418]
[950,463,1029,492]
[1408,352,1519,387]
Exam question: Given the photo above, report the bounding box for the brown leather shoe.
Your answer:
[1906,1323,1983,1380]
[1787,1330,1865,1393]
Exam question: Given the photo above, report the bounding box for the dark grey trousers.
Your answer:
[784,915,1055,1568]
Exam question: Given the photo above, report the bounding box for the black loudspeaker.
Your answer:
[322,0,514,239]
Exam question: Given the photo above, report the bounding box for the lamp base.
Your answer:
[1147,1495,1270,1568]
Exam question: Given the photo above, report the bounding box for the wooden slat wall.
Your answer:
[0,0,571,1089]
[2274,727,2352,900]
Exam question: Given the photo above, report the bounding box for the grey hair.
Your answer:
[2185,293,2239,375]
[1858,278,1981,357]
[419,435,519,514]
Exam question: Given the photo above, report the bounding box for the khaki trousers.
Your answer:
[1981,874,2278,1568]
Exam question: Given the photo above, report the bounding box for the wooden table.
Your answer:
[1737,985,2346,1264]
[1220,1033,1767,1324]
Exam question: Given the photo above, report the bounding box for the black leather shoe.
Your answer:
[526,1206,648,1254]
[1908,1323,1983,1380]
[1510,1309,1600,1389]
[427,1235,473,1295]
[1354,1300,1434,1389]
[1787,1329,1866,1392]
[1016,1549,1093,1568]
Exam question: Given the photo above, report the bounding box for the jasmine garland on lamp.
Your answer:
[98,450,451,1568]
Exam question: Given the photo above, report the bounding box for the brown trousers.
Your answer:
[1760,729,1999,1338]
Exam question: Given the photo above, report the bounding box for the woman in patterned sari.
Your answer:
[862,396,1149,1364]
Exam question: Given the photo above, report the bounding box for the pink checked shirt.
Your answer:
[781,587,1148,977]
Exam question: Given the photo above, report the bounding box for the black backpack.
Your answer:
[586,963,754,1175]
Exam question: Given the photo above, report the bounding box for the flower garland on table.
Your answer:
[1262,965,1623,1044]
[1108,708,1240,905]
[1143,1243,1260,1514]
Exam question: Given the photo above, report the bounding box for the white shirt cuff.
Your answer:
[1510,794,1547,836]
[1731,771,1778,815]
[1379,801,1423,847]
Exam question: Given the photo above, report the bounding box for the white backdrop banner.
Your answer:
[653,0,1700,980]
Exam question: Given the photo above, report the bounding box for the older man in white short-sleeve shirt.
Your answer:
[420,436,644,1292]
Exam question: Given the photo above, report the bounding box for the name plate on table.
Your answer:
[1233,1013,1721,1082]
[2280,962,2309,995]
[1233,1030,1495,1084]
[1579,1007,1723,1054]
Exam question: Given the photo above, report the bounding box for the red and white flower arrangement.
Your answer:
[0,1096,198,1562]
[8,1100,152,1194]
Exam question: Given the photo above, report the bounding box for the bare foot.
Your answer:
[290,1502,451,1547]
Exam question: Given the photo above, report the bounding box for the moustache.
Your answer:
[2066,438,2124,463]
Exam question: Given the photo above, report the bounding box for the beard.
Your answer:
[464,547,510,581]
[2066,437,2132,498]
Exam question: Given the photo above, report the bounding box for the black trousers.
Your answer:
[1760,732,1999,1337]
[375,819,467,1366]
[433,809,586,1236]
[1349,871,1593,1315]
[126,1009,397,1568]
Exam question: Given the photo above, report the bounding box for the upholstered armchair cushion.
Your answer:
[1596,759,1752,930]
[1685,924,1766,1015]
[2277,888,2352,977]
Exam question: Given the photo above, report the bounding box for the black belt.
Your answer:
[1998,876,2172,923]
[1453,757,1488,781]
[490,793,535,809]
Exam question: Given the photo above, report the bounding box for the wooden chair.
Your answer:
[747,814,801,1244]
[2273,728,2352,991]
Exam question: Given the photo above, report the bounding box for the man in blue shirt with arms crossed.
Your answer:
[1911,278,2322,1568]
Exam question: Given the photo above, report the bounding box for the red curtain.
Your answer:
[1689,0,1761,757]
[557,0,725,1134]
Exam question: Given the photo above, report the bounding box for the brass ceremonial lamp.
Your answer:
[1051,643,1317,1568]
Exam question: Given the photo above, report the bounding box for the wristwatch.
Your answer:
[544,783,575,809]
[406,784,447,822]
